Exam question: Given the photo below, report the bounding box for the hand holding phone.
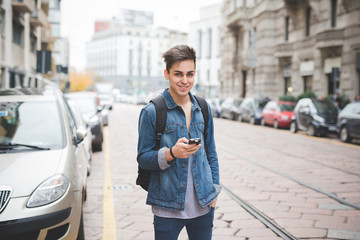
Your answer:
[188,138,201,145]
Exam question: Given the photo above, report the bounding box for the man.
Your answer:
[137,45,220,240]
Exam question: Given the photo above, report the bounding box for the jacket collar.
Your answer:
[161,88,201,111]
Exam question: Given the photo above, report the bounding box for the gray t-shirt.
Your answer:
[152,147,211,219]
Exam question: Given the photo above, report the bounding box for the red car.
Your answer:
[261,101,295,128]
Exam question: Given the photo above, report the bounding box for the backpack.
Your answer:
[136,95,209,191]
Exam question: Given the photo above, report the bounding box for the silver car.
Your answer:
[0,87,88,239]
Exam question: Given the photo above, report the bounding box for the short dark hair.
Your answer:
[162,45,196,73]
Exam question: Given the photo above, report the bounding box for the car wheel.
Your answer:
[76,209,85,240]
[250,117,256,125]
[273,120,278,129]
[306,124,317,136]
[261,118,265,126]
[290,121,297,133]
[340,126,351,142]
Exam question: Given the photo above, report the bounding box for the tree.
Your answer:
[69,71,93,92]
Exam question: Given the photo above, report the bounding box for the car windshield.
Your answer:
[313,100,338,114]
[279,104,295,111]
[0,101,64,149]
[69,98,96,114]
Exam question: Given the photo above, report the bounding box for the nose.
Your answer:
[181,75,189,83]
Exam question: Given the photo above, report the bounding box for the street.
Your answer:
[84,102,360,240]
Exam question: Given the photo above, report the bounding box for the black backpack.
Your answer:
[136,95,209,191]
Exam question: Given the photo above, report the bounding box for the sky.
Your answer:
[60,0,222,71]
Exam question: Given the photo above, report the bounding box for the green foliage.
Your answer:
[296,90,317,102]
[327,93,351,109]
[279,95,296,102]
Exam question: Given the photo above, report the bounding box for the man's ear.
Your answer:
[164,69,169,80]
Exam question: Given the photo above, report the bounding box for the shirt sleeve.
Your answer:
[158,147,171,170]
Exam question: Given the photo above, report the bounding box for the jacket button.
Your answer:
[182,163,186,168]
[181,124,184,128]
[180,184,184,188]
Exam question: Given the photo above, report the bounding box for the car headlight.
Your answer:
[281,115,289,120]
[313,114,325,123]
[255,111,262,118]
[27,175,70,208]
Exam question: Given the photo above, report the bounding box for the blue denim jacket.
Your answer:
[137,89,220,211]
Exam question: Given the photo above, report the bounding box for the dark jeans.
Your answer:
[153,208,215,240]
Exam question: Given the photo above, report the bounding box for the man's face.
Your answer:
[165,59,195,98]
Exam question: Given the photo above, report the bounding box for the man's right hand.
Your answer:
[165,137,201,161]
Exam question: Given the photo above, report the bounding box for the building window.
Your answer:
[331,0,337,27]
[303,75,313,92]
[208,28,212,58]
[285,16,289,41]
[31,36,37,53]
[129,49,133,76]
[284,77,291,95]
[13,22,23,46]
[305,7,311,37]
[207,69,210,82]
[1,10,5,37]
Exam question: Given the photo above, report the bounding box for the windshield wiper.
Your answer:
[0,143,50,150]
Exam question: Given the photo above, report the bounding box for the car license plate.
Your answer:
[328,126,337,131]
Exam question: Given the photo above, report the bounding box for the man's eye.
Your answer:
[175,73,182,76]
[187,73,194,77]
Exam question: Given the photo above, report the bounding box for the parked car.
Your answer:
[0,87,88,240]
[238,97,270,124]
[261,101,295,128]
[65,91,104,151]
[98,93,114,110]
[208,98,223,118]
[220,98,243,120]
[337,101,360,142]
[290,98,338,136]
[67,99,93,176]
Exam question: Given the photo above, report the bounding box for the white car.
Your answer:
[0,87,88,239]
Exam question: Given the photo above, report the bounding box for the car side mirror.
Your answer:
[97,106,104,112]
[75,128,87,143]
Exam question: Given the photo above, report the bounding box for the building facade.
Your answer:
[221,0,360,101]
[0,0,67,90]
[189,3,222,98]
[86,11,188,96]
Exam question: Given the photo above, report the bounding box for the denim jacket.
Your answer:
[137,89,220,211]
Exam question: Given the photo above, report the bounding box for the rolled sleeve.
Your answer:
[158,147,171,170]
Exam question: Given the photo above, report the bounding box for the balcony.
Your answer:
[316,29,344,49]
[12,0,36,14]
[41,27,52,43]
[30,9,47,27]
[274,42,293,58]
[225,7,252,29]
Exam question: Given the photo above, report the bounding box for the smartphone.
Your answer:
[188,138,201,145]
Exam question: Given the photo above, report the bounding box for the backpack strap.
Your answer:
[194,95,209,140]
[150,95,167,150]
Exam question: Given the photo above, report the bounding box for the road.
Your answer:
[84,102,360,240]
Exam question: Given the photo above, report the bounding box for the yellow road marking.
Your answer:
[102,127,117,239]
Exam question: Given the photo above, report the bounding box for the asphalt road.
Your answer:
[84,102,360,240]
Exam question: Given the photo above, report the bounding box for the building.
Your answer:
[221,0,360,101]
[189,3,222,98]
[86,10,188,96]
[0,0,67,90]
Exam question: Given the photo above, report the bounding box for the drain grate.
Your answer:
[112,184,133,190]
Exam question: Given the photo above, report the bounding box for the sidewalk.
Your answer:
[83,104,284,240]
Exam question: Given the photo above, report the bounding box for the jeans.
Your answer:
[153,208,215,240]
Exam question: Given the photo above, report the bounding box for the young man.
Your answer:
[137,45,221,240]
